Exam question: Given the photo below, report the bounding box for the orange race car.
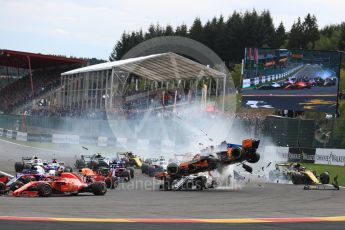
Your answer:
[155,139,260,190]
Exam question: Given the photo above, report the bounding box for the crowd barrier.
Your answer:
[264,146,345,166]
[0,128,176,153]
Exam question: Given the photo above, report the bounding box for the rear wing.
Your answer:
[22,156,34,161]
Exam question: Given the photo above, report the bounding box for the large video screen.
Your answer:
[241,48,341,113]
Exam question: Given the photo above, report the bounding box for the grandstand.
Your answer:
[0,49,85,114]
[59,52,228,117]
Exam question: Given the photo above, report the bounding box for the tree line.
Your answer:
[109,10,345,68]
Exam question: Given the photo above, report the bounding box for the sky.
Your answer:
[0,0,344,60]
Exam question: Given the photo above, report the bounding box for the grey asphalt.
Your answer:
[0,138,344,230]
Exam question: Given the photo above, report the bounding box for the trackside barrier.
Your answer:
[264,146,345,166]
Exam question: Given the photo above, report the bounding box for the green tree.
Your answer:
[164,25,174,36]
[303,14,320,49]
[272,22,286,48]
[287,17,304,48]
[189,17,204,43]
[260,10,275,47]
[338,25,345,51]
[175,24,188,36]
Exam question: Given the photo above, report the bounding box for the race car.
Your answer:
[14,156,46,172]
[284,81,311,90]
[79,167,117,189]
[269,163,331,186]
[42,159,68,173]
[155,139,261,191]
[118,152,142,168]
[6,165,49,192]
[256,82,282,90]
[11,172,107,197]
[141,157,166,177]
[75,153,112,170]
[111,161,131,182]
[0,174,10,194]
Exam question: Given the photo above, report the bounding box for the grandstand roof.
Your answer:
[62,52,225,81]
[0,49,85,69]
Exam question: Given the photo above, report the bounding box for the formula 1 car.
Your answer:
[11,172,107,197]
[111,161,131,182]
[155,139,261,191]
[118,152,142,168]
[79,167,117,189]
[269,163,332,186]
[284,81,311,90]
[256,82,282,90]
[14,156,46,172]
[75,153,112,170]
[142,157,166,177]
[0,174,10,194]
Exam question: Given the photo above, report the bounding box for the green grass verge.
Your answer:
[301,163,345,186]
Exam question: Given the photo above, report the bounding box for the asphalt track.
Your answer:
[1,138,345,229]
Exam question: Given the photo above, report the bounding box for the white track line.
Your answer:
[0,138,69,153]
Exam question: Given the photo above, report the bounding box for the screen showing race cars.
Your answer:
[241,48,341,113]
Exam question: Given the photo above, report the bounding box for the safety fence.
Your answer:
[0,127,176,153]
[264,146,345,166]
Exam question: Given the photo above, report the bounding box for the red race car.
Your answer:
[80,167,117,189]
[285,81,311,90]
[11,172,107,197]
[0,175,9,193]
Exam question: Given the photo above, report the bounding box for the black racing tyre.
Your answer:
[0,182,6,194]
[320,172,330,184]
[105,178,112,189]
[123,171,130,181]
[10,181,24,191]
[128,167,135,178]
[14,162,24,172]
[290,173,300,185]
[64,166,73,172]
[148,166,155,177]
[37,183,52,197]
[91,181,107,195]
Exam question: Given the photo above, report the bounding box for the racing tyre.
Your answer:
[0,182,6,194]
[37,183,52,197]
[10,181,24,191]
[105,178,112,189]
[14,162,24,172]
[123,171,130,181]
[91,181,107,195]
[148,166,155,177]
[128,167,134,178]
[64,166,73,172]
[320,172,330,184]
